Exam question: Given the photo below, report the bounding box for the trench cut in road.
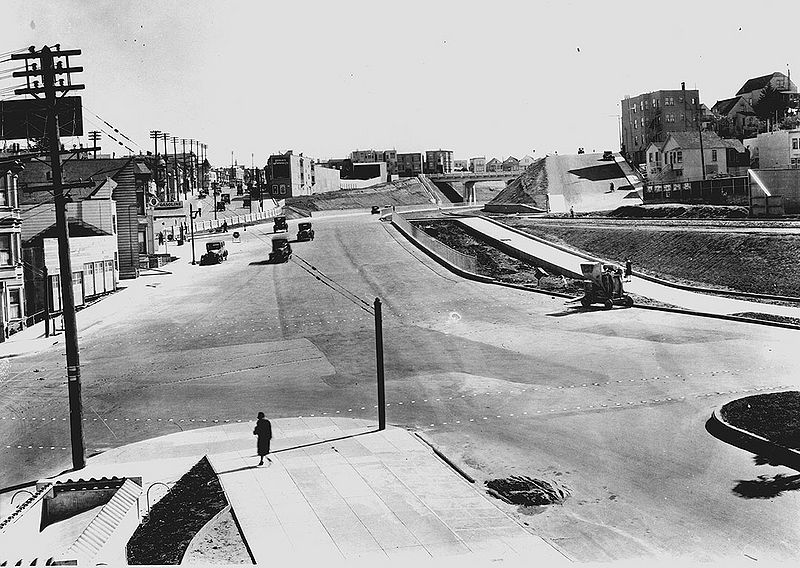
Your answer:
[1,212,799,563]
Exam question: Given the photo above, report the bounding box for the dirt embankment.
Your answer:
[287,177,432,211]
[500,219,800,298]
[413,220,583,295]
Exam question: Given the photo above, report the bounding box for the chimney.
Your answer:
[681,81,685,91]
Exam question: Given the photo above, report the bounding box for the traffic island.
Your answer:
[126,456,229,565]
[709,392,800,471]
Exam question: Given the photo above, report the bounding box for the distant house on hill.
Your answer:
[736,72,797,107]
[711,96,759,139]
[485,158,501,172]
[501,156,520,172]
[519,155,536,169]
[645,131,748,182]
[469,156,486,173]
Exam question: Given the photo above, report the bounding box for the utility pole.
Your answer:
[88,131,100,158]
[149,130,161,190]
[13,45,87,470]
[172,136,179,201]
[160,132,170,198]
[181,139,188,198]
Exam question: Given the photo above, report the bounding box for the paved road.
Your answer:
[1,213,799,562]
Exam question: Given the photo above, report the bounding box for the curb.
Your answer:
[388,220,576,300]
[475,214,800,304]
[709,404,800,471]
[422,214,800,328]
[391,215,800,327]
[413,432,475,484]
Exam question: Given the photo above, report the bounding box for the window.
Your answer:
[0,234,11,265]
[112,214,117,234]
[640,118,644,127]
[676,151,682,164]
[0,174,9,207]
[711,150,717,162]
[665,97,674,106]
[652,98,658,108]
[667,114,676,123]
[138,231,146,254]
[640,101,644,111]
[793,138,799,150]
[691,98,696,105]
[8,288,21,320]
[50,275,62,313]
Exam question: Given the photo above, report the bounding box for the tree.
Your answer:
[752,84,788,131]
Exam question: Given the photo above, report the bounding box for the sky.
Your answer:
[3,0,799,167]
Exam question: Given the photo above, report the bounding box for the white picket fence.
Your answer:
[192,207,282,234]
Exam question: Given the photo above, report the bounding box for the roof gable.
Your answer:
[25,219,110,244]
[664,131,727,150]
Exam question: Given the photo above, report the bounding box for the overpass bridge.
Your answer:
[427,171,519,203]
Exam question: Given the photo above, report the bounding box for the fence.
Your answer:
[643,176,750,205]
[191,208,281,234]
[391,213,477,273]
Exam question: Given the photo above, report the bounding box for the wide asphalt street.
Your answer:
[1,213,798,562]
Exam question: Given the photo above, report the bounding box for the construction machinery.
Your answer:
[580,262,633,309]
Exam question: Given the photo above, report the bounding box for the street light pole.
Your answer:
[189,203,197,264]
[374,298,386,430]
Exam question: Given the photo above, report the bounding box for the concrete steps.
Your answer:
[60,479,142,564]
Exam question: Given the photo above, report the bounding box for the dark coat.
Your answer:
[254,418,272,456]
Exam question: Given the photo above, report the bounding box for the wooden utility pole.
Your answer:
[88,131,100,158]
[13,45,87,469]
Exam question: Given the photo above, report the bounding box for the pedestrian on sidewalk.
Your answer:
[625,258,632,282]
[609,182,615,192]
[254,412,272,466]
[569,206,575,218]
[222,220,228,232]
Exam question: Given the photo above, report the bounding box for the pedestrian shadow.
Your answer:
[732,473,800,499]
[272,427,380,455]
[216,464,261,475]
[215,427,381,476]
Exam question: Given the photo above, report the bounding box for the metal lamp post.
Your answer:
[189,203,201,265]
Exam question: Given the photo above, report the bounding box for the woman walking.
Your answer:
[253,412,272,466]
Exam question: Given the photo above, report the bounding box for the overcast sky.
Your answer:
[3,1,799,166]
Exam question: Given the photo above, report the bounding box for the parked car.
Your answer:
[200,240,228,265]
[601,150,614,161]
[273,215,288,233]
[296,222,315,241]
[269,238,292,263]
[371,205,381,214]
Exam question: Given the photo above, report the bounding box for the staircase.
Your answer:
[59,478,142,564]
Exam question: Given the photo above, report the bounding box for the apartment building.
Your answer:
[621,84,701,165]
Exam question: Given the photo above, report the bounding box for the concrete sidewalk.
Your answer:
[17,418,568,565]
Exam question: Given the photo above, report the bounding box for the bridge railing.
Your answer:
[391,213,478,273]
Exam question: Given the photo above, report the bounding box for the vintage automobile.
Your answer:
[296,222,315,241]
[273,215,288,233]
[601,150,615,161]
[269,238,292,263]
[200,240,228,265]
[371,205,381,214]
